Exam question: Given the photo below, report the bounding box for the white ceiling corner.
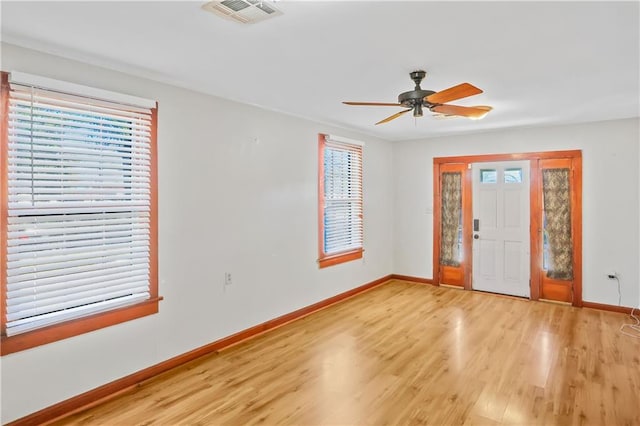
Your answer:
[1,1,639,142]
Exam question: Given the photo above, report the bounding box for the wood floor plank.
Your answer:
[53,280,640,425]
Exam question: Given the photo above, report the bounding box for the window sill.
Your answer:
[318,249,363,269]
[1,297,162,356]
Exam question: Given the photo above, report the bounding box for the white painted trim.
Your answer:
[9,71,156,109]
[325,134,365,147]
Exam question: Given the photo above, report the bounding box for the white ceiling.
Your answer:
[1,1,639,142]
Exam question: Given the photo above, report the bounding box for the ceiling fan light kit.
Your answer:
[344,70,493,125]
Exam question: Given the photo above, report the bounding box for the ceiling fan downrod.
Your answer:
[410,70,426,89]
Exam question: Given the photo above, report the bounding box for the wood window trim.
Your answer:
[1,73,8,345]
[0,72,161,356]
[318,249,364,269]
[317,134,364,269]
[433,150,582,306]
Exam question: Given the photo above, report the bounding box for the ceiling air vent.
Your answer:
[202,0,283,24]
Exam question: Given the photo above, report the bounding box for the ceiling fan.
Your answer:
[343,70,492,125]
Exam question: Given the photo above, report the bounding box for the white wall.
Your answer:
[0,43,394,423]
[2,41,639,424]
[393,118,640,309]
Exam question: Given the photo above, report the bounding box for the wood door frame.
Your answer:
[433,163,471,288]
[433,150,583,306]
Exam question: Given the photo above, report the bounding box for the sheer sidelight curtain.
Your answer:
[440,172,462,266]
[542,168,573,280]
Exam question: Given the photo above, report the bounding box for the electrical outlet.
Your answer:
[224,272,232,286]
[607,271,618,279]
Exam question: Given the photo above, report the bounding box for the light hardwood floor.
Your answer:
[54,280,640,425]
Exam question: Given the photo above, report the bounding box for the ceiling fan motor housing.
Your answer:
[398,89,436,107]
[398,89,436,117]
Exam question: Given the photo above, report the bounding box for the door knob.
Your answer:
[473,234,480,239]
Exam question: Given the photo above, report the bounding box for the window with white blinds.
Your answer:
[318,134,363,267]
[3,72,156,337]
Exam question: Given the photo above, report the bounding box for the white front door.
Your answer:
[472,161,530,297]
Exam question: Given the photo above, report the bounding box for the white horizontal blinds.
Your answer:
[5,79,154,336]
[323,138,363,255]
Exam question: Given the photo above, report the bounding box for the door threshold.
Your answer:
[472,289,530,301]
[539,298,572,306]
[440,284,464,290]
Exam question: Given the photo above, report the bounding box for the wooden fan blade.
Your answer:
[343,102,403,107]
[426,83,483,104]
[431,104,492,119]
[375,109,412,125]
